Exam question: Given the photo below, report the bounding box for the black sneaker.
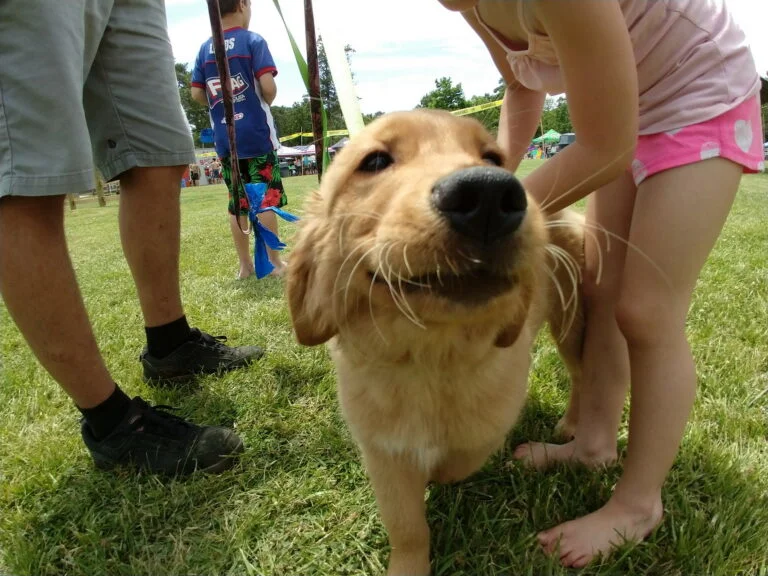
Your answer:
[81,397,244,476]
[140,328,264,385]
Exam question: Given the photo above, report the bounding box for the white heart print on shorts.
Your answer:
[631,159,647,182]
[700,142,720,160]
[733,119,753,153]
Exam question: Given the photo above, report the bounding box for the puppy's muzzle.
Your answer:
[432,166,527,244]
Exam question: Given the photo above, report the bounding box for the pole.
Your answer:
[304,0,324,182]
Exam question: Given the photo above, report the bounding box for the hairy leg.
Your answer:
[0,195,115,408]
[118,165,186,327]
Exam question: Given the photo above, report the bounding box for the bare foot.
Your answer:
[511,439,616,471]
[269,261,288,278]
[538,495,664,568]
[237,267,256,280]
[553,415,577,440]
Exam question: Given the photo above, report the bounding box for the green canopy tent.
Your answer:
[532,129,561,144]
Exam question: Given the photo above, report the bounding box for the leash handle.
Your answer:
[206,0,249,233]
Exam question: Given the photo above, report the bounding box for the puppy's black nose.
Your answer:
[431,166,527,243]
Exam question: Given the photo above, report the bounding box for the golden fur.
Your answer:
[286,110,585,575]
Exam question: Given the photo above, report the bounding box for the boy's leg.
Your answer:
[514,171,636,469]
[538,157,742,567]
[230,213,255,279]
[248,152,288,276]
[85,0,264,382]
[221,160,256,279]
[258,211,286,276]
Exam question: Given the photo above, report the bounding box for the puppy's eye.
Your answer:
[358,151,394,173]
[482,151,503,167]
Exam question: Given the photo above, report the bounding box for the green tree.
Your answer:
[418,77,468,111]
[363,111,385,124]
[463,77,506,134]
[539,96,572,136]
[271,98,312,142]
[175,62,210,146]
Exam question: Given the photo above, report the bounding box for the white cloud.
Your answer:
[168,0,768,115]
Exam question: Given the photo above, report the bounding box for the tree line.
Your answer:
[176,42,573,147]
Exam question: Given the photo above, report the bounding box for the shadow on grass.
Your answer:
[423,395,768,576]
[1,395,359,576]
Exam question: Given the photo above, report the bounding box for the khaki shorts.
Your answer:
[0,0,196,197]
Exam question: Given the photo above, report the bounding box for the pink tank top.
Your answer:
[474,0,761,135]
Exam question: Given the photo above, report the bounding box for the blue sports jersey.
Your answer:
[191,27,279,159]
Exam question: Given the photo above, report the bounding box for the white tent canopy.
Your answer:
[276,145,304,157]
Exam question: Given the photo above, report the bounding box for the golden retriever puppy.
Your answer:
[286,109,585,575]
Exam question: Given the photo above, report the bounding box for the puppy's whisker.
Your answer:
[334,240,378,335]
[444,254,460,276]
[457,249,482,266]
[583,221,671,289]
[344,244,381,315]
[333,237,376,298]
[433,253,445,287]
[382,245,426,330]
[545,248,577,312]
[386,268,432,289]
[547,244,582,284]
[536,145,566,212]
[396,272,426,329]
[539,144,636,214]
[368,265,389,345]
[402,245,415,278]
[546,249,578,313]
[545,220,603,285]
[545,246,580,339]
[542,265,568,342]
[331,239,378,340]
[335,212,382,253]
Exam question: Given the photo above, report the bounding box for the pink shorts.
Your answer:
[631,94,765,186]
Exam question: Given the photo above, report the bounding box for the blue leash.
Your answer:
[245,182,300,278]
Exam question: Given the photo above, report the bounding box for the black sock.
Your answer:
[145,315,193,359]
[79,385,132,440]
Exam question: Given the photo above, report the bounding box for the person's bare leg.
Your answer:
[258,210,287,276]
[118,166,187,327]
[230,213,254,279]
[514,172,636,469]
[538,158,742,567]
[0,195,115,408]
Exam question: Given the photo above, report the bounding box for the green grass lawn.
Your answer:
[1,163,767,576]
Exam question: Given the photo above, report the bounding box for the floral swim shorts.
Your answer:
[221,150,288,216]
[631,94,765,186]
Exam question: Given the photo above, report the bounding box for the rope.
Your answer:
[205,0,249,233]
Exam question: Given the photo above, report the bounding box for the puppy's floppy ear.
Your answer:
[285,220,338,346]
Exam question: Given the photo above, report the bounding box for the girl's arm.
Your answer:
[524,0,638,213]
[460,8,545,172]
[497,84,546,173]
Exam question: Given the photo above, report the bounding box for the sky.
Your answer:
[166,0,768,115]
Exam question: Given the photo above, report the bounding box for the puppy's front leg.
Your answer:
[362,445,431,576]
